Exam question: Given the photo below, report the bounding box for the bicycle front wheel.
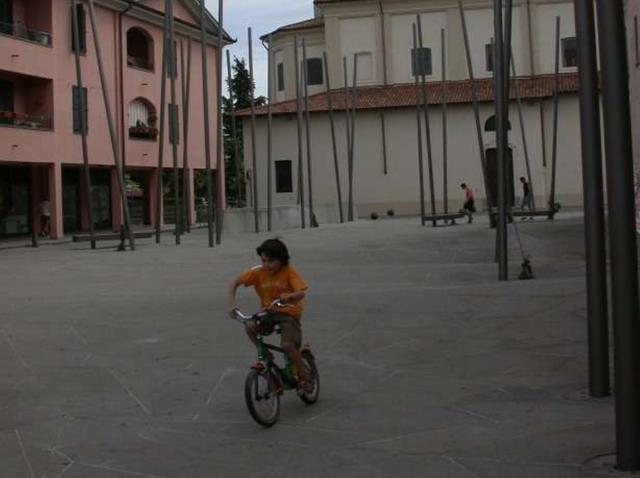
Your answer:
[245,370,280,427]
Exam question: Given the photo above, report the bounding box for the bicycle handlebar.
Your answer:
[231,300,285,322]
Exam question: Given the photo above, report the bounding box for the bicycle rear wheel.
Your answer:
[245,370,280,427]
[298,351,320,405]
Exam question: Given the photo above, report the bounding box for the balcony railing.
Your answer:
[0,111,53,130]
[129,125,158,140]
[0,21,52,46]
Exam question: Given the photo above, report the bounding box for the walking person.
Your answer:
[519,176,532,220]
[39,198,51,238]
[460,183,476,224]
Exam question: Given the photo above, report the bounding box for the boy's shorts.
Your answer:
[256,313,302,348]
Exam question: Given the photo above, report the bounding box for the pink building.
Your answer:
[0,0,229,239]
[626,0,640,172]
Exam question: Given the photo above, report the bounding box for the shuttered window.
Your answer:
[72,86,88,133]
[275,160,293,193]
[70,4,86,54]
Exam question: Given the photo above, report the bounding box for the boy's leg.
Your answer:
[273,315,308,385]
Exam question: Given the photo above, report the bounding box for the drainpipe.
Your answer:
[526,0,535,75]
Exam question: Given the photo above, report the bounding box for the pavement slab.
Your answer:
[0,214,626,477]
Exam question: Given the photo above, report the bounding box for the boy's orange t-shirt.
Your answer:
[238,265,308,320]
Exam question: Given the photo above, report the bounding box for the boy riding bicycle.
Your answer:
[228,238,311,393]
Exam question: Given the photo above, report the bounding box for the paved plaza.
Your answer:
[0,214,627,477]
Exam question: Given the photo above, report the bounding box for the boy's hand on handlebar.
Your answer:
[228,306,239,319]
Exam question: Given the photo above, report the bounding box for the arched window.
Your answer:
[127,27,154,71]
[128,98,157,140]
[484,115,512,132]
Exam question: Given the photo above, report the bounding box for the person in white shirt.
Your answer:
[39,199,51,237]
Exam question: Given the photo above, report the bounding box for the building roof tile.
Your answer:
[237,73,580,117]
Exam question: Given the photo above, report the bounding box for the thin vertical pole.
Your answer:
[294,37,306,228]
[416,15,437,226]
[510,48,536,211]
[71,0,95,250]
[226,50,242,208]
[596,0,640,470]
[459,0,492,223]
[380,110,388,174]
[575,0,610,399]
[504,0,514,213]
[348,54,358,222]
[156,4,169,243]
[199,0,214,247]
[180,39,186,233]
[549,16,561,213]
[343,56,351,222]
[494,0,508,280]
[181,38,192,233]
[302,39,315,227]
[167,0,181,245]
[323,52,344,223]
[215,0,224,244]
[248,27,259,233]
[441,28,448,214]
[266,35,273,232]
[86,0,135,250]
[413,24,426,227]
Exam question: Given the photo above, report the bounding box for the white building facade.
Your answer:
[240,0,584,220]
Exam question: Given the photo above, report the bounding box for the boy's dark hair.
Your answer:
[257,238,290,265]
[460,183,467,189]
[520,176,526,182]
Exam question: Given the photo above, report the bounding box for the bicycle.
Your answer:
[231,302,320,427]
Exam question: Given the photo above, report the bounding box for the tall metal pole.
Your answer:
[348,54,359,223]
[266,35,273,232]
[416,16,436,227]
[199,0,214,247]
[510,48,536,211]
[413,24,426,227]
[342,56,351,222]
[595,0,640,470]
[441,28,448,214]
[156,5,169,243]
[180,38,192,233]
[226,50,242,208]
[322,52,344,223]
[167,0,181,245]
[459,0,492,224]
[71,0,95,250]
[294,37,306,228]
[494,0,508,280]
[549,16,561,213]
[302,39,316,227]
[574,0,609,399]
[86,0,135,250]
[248,27,259,233]
[215,0,224,244]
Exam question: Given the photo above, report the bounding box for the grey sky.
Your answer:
[206,0,314,98]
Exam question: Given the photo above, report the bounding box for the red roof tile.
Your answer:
[237,73,580,117]
[261,18,325,40]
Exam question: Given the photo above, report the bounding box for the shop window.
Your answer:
[275,160,293,193]
[127,27,154,70]
[562,37,577,68]
[411,47,432,76]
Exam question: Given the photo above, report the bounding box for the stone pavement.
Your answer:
[0,214,628,477]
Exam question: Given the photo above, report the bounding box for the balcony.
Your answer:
[0,70,54,132]
[0,21,51,46]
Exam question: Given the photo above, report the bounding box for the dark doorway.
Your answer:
[91,169,112,230]
[485,148,515,208]
[0,165,30,237]
[62,167,80,233]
